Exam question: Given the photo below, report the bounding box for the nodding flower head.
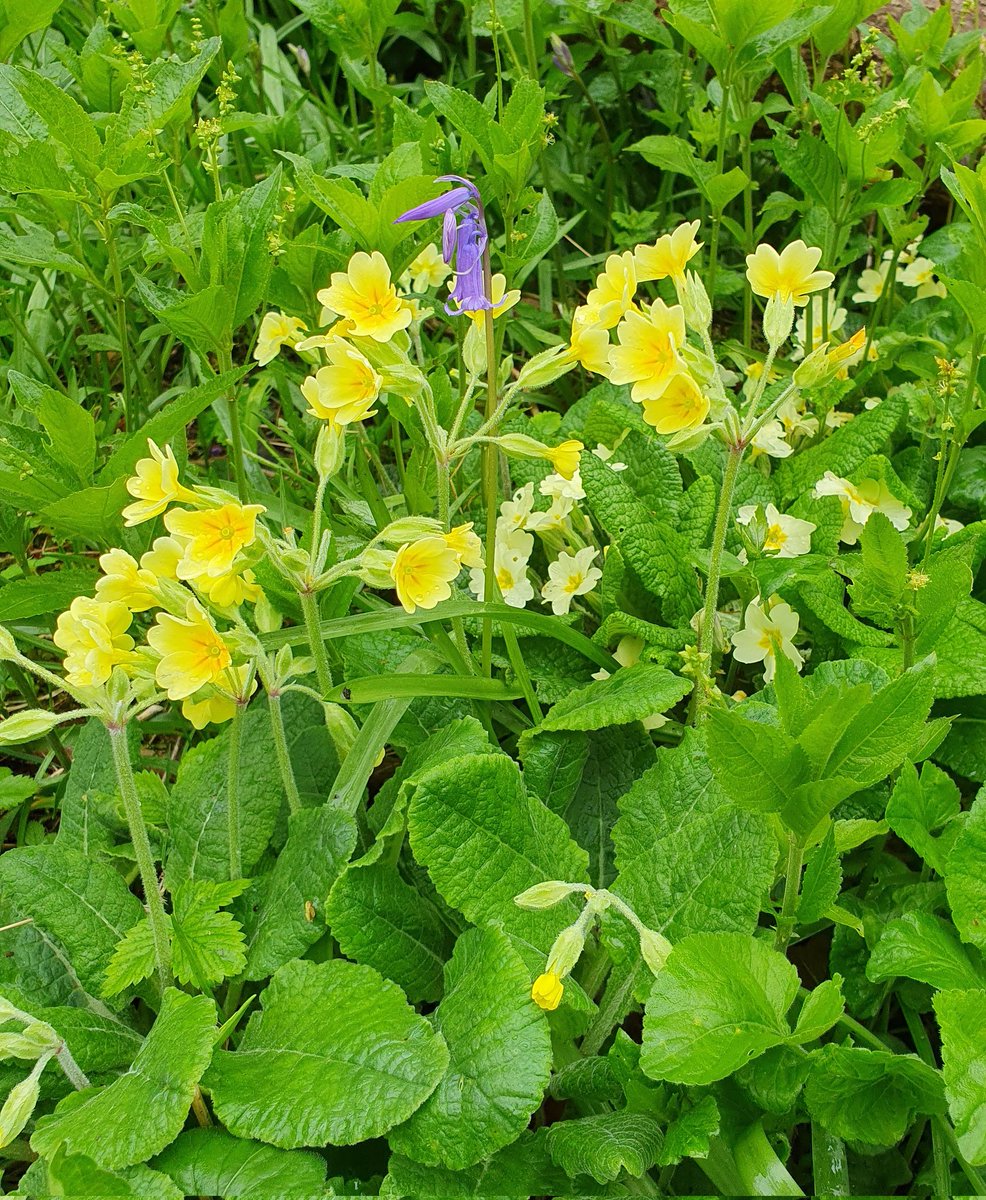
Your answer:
[395,176,492,317]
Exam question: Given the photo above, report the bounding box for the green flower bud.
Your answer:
[315,423,346,480]
[680,269,712,333]
[0,626,19,661]
[357,546,397,588]
[372,517,444,547]
[763,294,795,349]
[0,1056,47,1149]
[0,710,61,745]
[514,881,584,910]
[545,922,587,979]
[515,345,576,392]
[638,926,673,975]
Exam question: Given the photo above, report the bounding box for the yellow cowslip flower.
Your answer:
[195,563,262,609]
[541,547,601,616]
[531,971,564,1011]
[641,371,709,435]
[53,597,136,689]
[544,440,584,481]
[564,308,610,375]
[122,439,197,527]
[444,523,484,570]
[461,273,521,326]
[254,312,307,366]
[300,340,382,427]
[634,220,702,284]
[406,243,451,292]
[181,664,256,730]
[95,548,158,613]
[140,536,185,581]
[608,300,686,402]
[165,502,265,581]
[316,251,412,343]
[147,600,232,700]
[584,251,637,329]
[745,240,834,306]
[390,537,461,613]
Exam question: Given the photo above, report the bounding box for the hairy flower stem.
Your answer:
[227,699,245,880]
[219,344,248,503]
[53,1039,90,1091]
[705,77,732,304]
[691,440,744,719]
[268,690,302,815]
[108,725,172,990]
[480,252,499,678]
[774,834,806,951]
[300,588,333,695]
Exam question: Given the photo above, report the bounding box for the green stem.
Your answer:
[220,344,248,503]
[741,113,754,348]
[311,472,329,557]
[706,76,732,303]
[300,589,333,695]
[268,690,302,815]
[774,834,806,951]
[101,212,138,430]
[227,699,244,880]
[520,0,538,77]
[480,252,499,678]
[580,960,640,1057]
[108,725,171,990]
[812,1124,849,1196]
[899,608,915,672]
[53,1039,91,1091]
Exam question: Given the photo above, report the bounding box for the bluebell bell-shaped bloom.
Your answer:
[395,176,492,316]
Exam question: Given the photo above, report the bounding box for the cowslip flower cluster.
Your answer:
[389,525,483,613]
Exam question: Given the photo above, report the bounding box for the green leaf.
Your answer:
[0,567,99,623]
[8,372,95,485]
[536,664,690,734]
[407,753,590,965]
[706,708,808,814]
[0,0,64,58]
[31,990,217,1170]
[56,720,138,857]
[383,1129,571,1198]
[151,1128,328,1198]
[546,1110,664,1184]
[792,978,845,1042]
[170,881,250,990]
[20,1148,182,1200]
[101,919,157,998]
[867,913,986,992]
[849,512,908,626]
[657,1095,720,1165]
[243,806,356,981]
[390,927,551,1169]
[945,791,986,952]
[520,729,590,815]
[165,702,285,890]
[641,933,801,1085]
[0,845,143,1005]
[798,826,842,925]
[934,989,986,1166]
[325,860,453,1004]
[204,959,448,1148]
[613,731,776,940]
[804,1045,946,1146]
[887,758,960,874]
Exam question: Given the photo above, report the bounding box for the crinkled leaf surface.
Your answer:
[32,990,216,1170]
[546,1109,664,1184]
[390,927,551,1169]
[537,664,690,733]
[151,1128,328,1197]
[934,988,986,1166]
[945,790,986,951]
[204,958,448,1148]
[867,913,986,992]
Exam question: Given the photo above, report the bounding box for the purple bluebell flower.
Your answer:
[395,175,492,316]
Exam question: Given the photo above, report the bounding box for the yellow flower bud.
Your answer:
[531,971,564,1011]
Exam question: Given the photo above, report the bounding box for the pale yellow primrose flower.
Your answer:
[147,600,232,701]
[897,257,946,299]
[317,251,412,342]
[750,420,793,460]
[182,664,257,731]
[634,220,702,284]
[641,371,709,435]
[541,547,602,616]
[461,273,520,326]
[390,536,461,613]
[745,240,834,306]
[140,536,184,581]
[165,502,265,581]
[254,312,307,366]
[609,300,687,403]
[54,597,136,689]
[301,340,382,427]
[852,263,889,304]
[584,252,637,329]
[541,471,585,503]
[813,471,911,545]
[122,439,197,527]
[195,563,262,609]
[444,523,484,570]
[406,243,451,292]
[737,504,815,558]
[731,596,803,684]
[565,308,611,375]
[592,444,627,471]
[499,483,537,533]
[95,549,158,612]
[468,536,534,609]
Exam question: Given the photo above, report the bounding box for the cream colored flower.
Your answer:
[792,291,846,360]
[852,263,889,304]
[813,471,911,545]
[745,240,834,306]
[737,504,815,558]
[731,595,803,683]
[541,547,601,615]
[750,420,793,460]
[897,257,946,299]
[255,312,307,365]
[405,243,451,292]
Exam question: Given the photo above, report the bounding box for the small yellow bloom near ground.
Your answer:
[390,536,462,613]
[54,597,136,688]
[405,243,451,292]
[317,250,412,342]
[897,256,946,299]
[634,220,702,284]
[165,501,265,580]
[731,595,803,684]
[181,663,256,730]
[461,273,521,325]
[147,600,232,700]
[813,471,911,545]
[444,523,484,569]
[531,971,564,1011]
[122,439,197,527]
[852,263,889,304]
[745,240,834,306]
[254,312,307,365]
[640,371,708,435]
[737,504,815,558]
[544,440,583,480]
[584,251,637,329]
[608,300,687,402]
[542,547,602,615]
[95,549,159,612]
[301,340,382,426]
